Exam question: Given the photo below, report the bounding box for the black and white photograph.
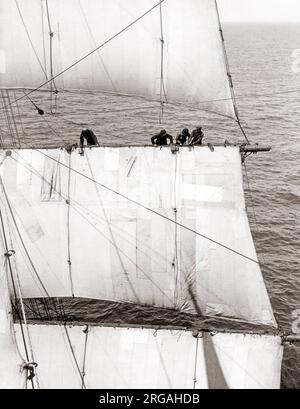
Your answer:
[0,0,299,392]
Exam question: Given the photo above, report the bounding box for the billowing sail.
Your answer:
[0,146,276,326]
[15,325,283,389]
[0,0,235,117]
[0,237,26,388]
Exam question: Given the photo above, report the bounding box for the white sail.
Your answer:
[0,146,276,326]
[15,324,283,389]
[0,235,26,388]
[0,0,235,117]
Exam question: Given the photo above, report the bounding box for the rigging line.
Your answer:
[1,90,15,147]
[0,177,50,298]
[193,336,199,389]
[24,145,264,267]
[0,206,35,389]
[14,0,48,80]
[81,325,89,390]
[5,217,40,389]
[173,153,180,303]
[67,154,74,297]
[215,0,248,143]
[78,0,117,92]
[1,0,167,111]
[13,90,24,148]
[159,2,167,123]
[6,90,21,148]
[63,324,86,389]
[45,0,58,112]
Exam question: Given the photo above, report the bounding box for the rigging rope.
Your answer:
[6,222,40,388]
[45,0,58,113]
[0,205,35,388]
[81,325,89,389]
[214,0,249,143]
[63,324,86,389]
[159,2,167,123]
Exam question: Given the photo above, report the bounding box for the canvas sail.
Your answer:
[15,325,283,389]
[0,0,235,117]
[0,146,276,326]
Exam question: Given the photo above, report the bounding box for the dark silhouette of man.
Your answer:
[80,128,99,148]
[189,127,204,146]
[176,128,190,146]
[151,129,173,146]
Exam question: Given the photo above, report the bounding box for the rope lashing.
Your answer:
[4,249,15,258]
[23,362,38,380]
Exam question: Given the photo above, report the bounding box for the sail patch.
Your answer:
[181,183,223,203]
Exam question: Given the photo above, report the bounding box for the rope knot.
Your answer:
[49,31,54,38]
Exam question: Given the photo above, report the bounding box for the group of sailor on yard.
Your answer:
[77,126,204,150]
[151,127,204,146]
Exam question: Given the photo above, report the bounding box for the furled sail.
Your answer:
[15,325,283,389]
[0,146,276,326]
[0,236,26,388]
[0,0,235,118]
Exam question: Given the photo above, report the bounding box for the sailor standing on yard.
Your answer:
[151,129,173,146]
[80,128,99,148]
[189,126,204,146]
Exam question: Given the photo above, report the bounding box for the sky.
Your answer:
[218,0,300,22]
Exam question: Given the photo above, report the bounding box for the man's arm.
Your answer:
[167,134,173,144]
[151,135,157,145]
[80,132,85,148]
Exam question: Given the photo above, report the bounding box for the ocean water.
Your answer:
[1,23,299,389]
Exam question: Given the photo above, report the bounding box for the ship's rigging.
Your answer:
[1,0,297,389]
